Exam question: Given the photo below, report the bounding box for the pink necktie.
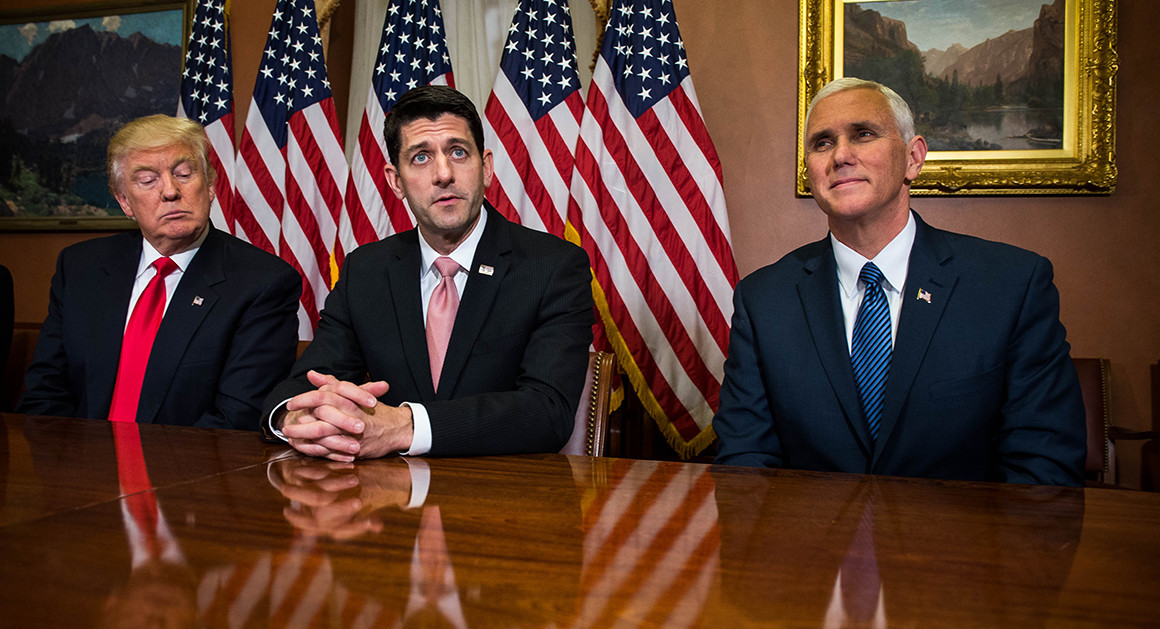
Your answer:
[427,257,460,392]
[109,257,179,422]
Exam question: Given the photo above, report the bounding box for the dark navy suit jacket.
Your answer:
[262,206,594,456]
[714,213,1085,486]
[18,228,301,429]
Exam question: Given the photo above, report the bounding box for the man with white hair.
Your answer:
[713,78,1085,486]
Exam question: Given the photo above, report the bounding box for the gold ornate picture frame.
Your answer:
[797,0,1117,196]
[0,1,193,231]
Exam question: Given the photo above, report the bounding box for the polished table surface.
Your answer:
[2,413,1159,628]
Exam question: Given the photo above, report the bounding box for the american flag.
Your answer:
[177,0,234,234]
[234,0,348,339]
[569,0,739,456]
[483,0,584,237]
[341,0,453,263]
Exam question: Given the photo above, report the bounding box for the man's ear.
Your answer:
[904,135,928,183]
[481,148,494,189]
[114,191,136,220]
[383,163,406,200]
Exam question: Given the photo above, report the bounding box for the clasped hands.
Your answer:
[280,370,414,462]
[269,457,416,540]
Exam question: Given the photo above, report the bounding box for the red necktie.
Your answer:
[426,257,460,392]
[109,257,179,422]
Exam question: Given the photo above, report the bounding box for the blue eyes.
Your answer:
[412,148,469,164]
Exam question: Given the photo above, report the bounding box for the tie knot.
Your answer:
[152,257,178,278]
[433,257,459,279]
[859,262,885,289]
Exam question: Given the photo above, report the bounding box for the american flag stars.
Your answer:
[180,0,231,125]
[605,0,688,116]
[256,2,331,119]
[371,0,452,112]
[500,0,579,119]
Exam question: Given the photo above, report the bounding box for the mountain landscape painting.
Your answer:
[0,8,184,222]
[844,0,1065,151]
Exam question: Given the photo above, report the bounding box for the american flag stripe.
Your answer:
[342,0,453,265]
[203,120,235,230]
[483,0,582,240]
[234,120,283,253]
[569,0,738,454]
[571,112,721,427]
[345,100,392,244]
[177,0,235,234]
[485,74,583,236]
[585,82,732,351]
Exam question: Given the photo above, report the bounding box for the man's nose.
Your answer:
[831,136,856,165]
[160,173,181,200]
[432,154,453,186]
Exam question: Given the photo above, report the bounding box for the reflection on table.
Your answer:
[1,413,1159,627]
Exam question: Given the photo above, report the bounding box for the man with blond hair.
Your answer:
[19,114,301,429]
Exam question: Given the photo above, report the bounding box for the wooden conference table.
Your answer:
[1,413,1158,627]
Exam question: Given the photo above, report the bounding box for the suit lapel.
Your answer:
[796,240,873,453]
[89,233,142,417]
[437,206,509,400]
[386,231,433,398]
[872,216,956,466]
[137,229,225,423]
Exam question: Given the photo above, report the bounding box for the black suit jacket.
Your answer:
[262,206,594,455]
[714,213,1086,486]
[18,228,301,429]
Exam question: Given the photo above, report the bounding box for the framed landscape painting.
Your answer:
[0,1,191,230]
[798,0,1117,195]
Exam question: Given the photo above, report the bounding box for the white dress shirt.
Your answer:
[830,211,916,352]
[123,230,206,331]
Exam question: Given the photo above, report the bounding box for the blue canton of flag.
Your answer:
[252,0,334,144]
[602,0,690,117]
[178,0,235,235]
[499,0,580,120]
[179,0,232,126]
[373,0,453,111]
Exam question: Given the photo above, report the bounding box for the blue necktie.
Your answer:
[851,263,891,442]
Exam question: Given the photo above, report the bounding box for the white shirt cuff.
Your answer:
[268,398,293,442]
[404,402,432,456]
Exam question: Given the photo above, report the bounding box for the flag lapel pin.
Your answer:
[478,264,494,276]
[916,288,932,304]
[192,296,204,306]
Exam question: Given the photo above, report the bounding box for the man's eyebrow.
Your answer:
[401,140,431,156]
[130,164,159,176]
[402,137,472,156]
[806,128,834,145]
[807,120,887,144]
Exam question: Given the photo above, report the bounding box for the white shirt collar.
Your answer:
[136,228,208,279]
[418,206,488,278]
[832,211,916,298]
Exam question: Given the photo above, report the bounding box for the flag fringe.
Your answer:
[569,219,716,460]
